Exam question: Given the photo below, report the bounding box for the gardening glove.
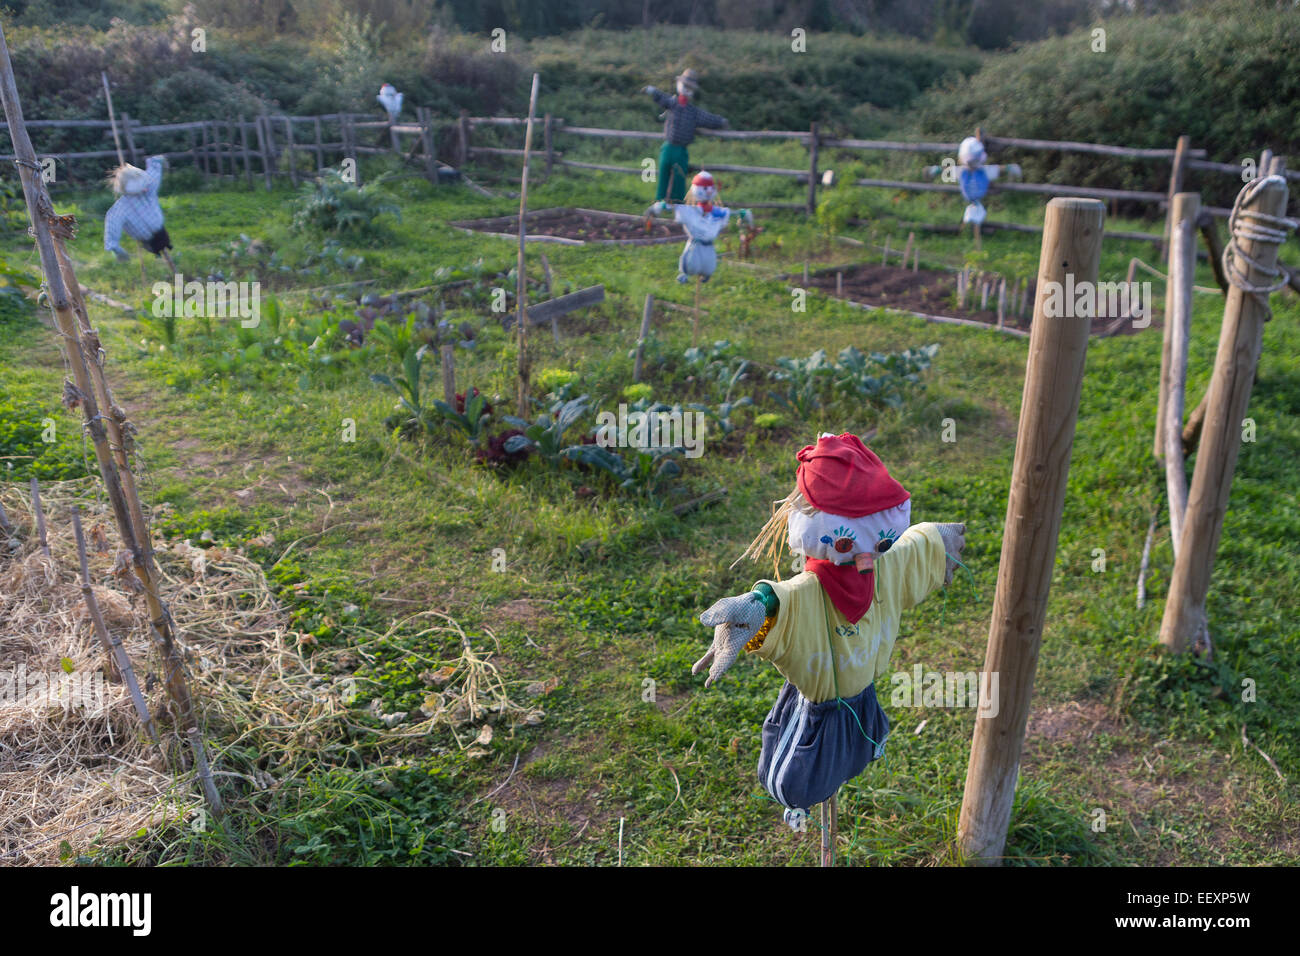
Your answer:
[643,85,659,96]
[936,522,967,586]
[694,591,767,687]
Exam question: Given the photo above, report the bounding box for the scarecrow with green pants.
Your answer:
[642,68,729,204]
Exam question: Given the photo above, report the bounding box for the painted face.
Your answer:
[787,501,911,565]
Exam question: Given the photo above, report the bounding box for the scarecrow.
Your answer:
[377,83,403,124]
[103,155,175,271]
[694,432,967,828]
[925,135,1021,231]
[649,171,753,284]
[642,68,729,205]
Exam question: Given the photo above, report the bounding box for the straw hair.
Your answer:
[730,487,819,577]
[106,163,143,194]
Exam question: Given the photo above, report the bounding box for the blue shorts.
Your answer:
[757,680,890,813]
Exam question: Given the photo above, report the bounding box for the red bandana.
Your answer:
[677,94,689,105]
[804,558,874,624]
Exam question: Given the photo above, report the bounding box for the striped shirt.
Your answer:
[103,157,165,257]
[647,88,728,146]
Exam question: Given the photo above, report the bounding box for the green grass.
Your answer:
[2,128,1297,867]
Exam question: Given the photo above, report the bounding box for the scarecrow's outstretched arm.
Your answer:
[643,85,675,109]
[693,584,779,687]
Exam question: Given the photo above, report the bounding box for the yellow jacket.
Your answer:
[751,523,948,702]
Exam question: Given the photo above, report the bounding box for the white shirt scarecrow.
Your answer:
[649,171,753,284]
[694,433,967,826]
[377,83,403,123]
[103,156,171,262]
[926,136,1022,226]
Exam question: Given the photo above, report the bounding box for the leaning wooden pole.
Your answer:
[0,24,222,814]
[1159,173,1291,654]
[957,198,1104,864]
[1161,192,1200,557]
[515,72,540,418]
[100,71,125,167]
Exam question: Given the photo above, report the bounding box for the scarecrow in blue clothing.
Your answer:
[925,135,1022,237]
[642,68,729,205]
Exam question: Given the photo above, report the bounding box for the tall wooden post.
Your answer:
[313,115,324,172]
[515,74,541,418]
[957,197,1104,864]
[458,109,470,168]
[806,121,819,217]
[199,121,210,178]
[1161,192,1200,558]
[1161,135,1190,263]
[1159,173,1289,653]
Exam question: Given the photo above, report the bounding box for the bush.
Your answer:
[918,3,1300,208]
[291,169,401,236]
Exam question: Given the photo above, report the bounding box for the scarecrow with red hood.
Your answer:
[695,433,967,825]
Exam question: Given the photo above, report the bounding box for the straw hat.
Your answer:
[675,68,700,93]
[112,164,149,195]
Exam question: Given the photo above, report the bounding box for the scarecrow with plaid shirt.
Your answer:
[642,68,729,204]
[103,155,172,264]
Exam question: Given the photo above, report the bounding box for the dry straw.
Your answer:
[0,480,546,865]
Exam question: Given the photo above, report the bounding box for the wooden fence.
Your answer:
[8,107,1298,246]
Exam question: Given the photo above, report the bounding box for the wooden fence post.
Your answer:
[283,115,298,186]
[312,115,323,172]
[1161,192,1200,557]
[418,107,436,182]
[1159,173,1289,654]
[458,109,470,168]
[1161,135,1190,263]
[806,121,819,217]
[957,197,1104,864]
[187,125,201,180]
[238,115,253,188]
[254,114,272,190]
[544,113,554,180]
[441,343,456,406]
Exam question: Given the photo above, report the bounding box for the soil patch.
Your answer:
[805,264,1156,337]
[452,207,685,245]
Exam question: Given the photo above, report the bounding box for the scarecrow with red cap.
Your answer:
[649,170,753,284]
[694,432,967,826]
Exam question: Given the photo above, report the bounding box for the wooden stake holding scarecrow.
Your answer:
[103,154,175,273]
[925,135,1021,241]
[694,433,968,834]
[642,68,729,205]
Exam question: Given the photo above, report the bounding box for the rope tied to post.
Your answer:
[1221,173,1297,319]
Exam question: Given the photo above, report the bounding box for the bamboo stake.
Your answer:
[29,476,49,557]
[441,343,456,406]
[1162,193,1199,556]
[515,73,541,418]
[693,276,702,346]
[958,198,1104,864]
[836,271,842,297]
[1160,174,1288,654]
[0,25,222,815]
[633,294,654,382]
[101,71,124,167]
[901,231,914,269]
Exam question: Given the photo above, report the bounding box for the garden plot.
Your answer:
[451,207,685,245]
[805,264,1156,337]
